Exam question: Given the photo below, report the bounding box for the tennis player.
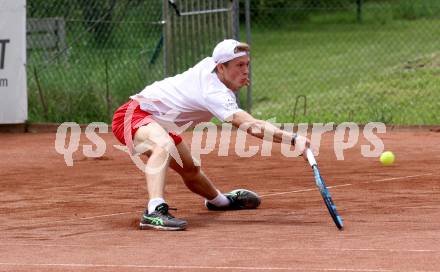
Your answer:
[112,39,311,230]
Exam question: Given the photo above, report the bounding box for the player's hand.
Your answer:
[293,134,312,160]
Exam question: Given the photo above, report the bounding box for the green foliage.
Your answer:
[27,0,164,123]
[27,0,73,18]
[392,0,440,20]
[26,0,440,125]
[79,0,118,46]
[247,0,308,27]
[247,0,354,27]
[248,0,440,28]
[250,19,440,124]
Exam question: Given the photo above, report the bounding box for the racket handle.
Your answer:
[306,148,317,167]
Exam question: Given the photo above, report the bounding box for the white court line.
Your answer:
[6,210,143,229]
[260,184,353,197]
[77,210,143,220]
[0,243,437,253]
[362,173,434,183]
[0,262,433,272]
[260,173,433,198]
[396,205,438,209]
[7,173,435,228]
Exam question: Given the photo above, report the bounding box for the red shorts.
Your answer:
[111,100,183,146]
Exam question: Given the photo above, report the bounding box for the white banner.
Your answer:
[0,0,27,124]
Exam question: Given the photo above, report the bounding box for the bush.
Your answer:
[245,0,354,27]
[392,0,440,20]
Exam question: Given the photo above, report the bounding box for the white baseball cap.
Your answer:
[212,39,249,64]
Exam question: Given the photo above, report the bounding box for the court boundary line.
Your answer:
[4,210,143,229]
[5,173,434,228]
[0,262,433,272]
[0,243,437,253]
[260,173,434,198]
[7,173,434,228]
[2,174,438,272]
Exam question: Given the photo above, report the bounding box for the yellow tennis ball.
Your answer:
[380,151,395,166]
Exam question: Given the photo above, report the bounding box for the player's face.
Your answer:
[219,55,250,91]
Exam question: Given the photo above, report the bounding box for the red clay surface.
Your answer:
[1,128,439,272]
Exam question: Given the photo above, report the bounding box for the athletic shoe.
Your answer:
[139,203,187,231]
[205,189,261,211]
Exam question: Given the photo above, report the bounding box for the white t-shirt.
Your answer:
[130,57,243,129]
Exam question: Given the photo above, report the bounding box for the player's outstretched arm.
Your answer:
[229,111,310,155]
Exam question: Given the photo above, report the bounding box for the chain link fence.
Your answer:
[246,0,440,125]
[163,0,238,76]
[27,0,164,123]
[27,0,440,125]
[27,0,239,123]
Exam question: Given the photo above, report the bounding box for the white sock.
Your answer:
[207,191,230,207]
[148,197,165,214]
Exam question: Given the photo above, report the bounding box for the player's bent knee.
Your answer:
[180,165,201,180]
[134,124,175,155]
[155,136,175,152]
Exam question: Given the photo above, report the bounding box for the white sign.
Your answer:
[0,0,27,124]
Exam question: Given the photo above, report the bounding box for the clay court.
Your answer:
[0,127,439,271]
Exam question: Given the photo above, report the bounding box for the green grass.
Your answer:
[27,1,440,125]
[27,2,165,124]
[28,46,165,123]
[249,19,440,124]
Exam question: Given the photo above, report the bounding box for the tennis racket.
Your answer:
[306,149,344,230]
